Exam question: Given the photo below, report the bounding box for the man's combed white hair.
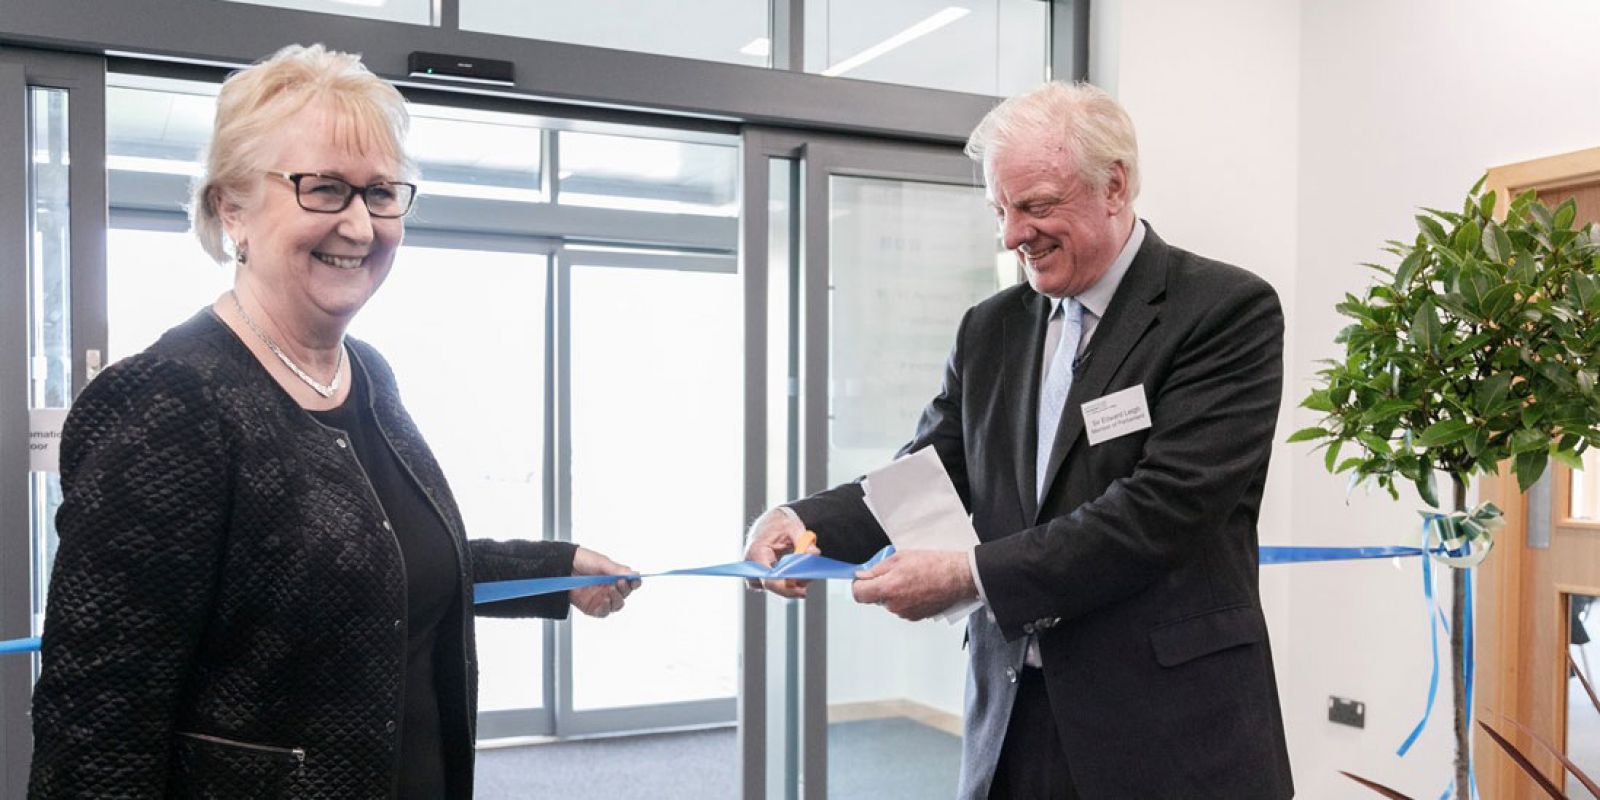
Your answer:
[965,81,1140,203]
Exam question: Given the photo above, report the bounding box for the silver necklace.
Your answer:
[229,290,345,399]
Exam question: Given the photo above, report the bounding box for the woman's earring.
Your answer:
[236,244,249,265]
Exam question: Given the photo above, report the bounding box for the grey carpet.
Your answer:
[474,718,960,799]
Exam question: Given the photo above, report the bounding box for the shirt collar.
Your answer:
[1051,219,1145,318]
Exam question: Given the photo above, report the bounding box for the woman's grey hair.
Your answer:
[190,43,416,264]
[965,81,1140,204]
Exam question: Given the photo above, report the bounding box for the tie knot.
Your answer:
[1062,297,1083,328]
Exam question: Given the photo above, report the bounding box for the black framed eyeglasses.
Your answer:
[268,171,418,218]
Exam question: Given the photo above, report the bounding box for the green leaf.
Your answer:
[1417,214,1449,247]
[1480,284,1518,321]
[1301,391,1334,412]
[1422,207,1465,225]
[1482,221,1508,262]
[1436,292,1480,323]
[1522,401,1543,430]
[1453,219,1482,256]
[1530,201,1554,229]
[1417,418,1475,447]
[1395,249,1425,289]
[1411,300,1441,352]
[1551,446,1585,471]
[1515,450,1548,491]
[1357,432,1392,455]
[1415,469,1439,508]
[1324,439,1343,473]
[1554,198,1577,231]
[1363,398,1416,424]
[1458,269,1489,314]
[1465,427,1491,459]
[1287,426,1331,443]
[1334,457,1366,473]
[1570,274,1600,314]
[1510,428,1548,454]
[1478,187,1497,219]
[1474,372,1513,414]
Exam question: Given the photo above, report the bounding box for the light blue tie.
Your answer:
[1037,298,1084,501]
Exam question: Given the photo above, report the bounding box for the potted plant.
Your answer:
[1293,177,1600,796]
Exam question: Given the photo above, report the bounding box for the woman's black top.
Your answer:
[29,309,579,799]
[310,363,459,799]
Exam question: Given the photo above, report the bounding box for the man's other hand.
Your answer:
[851,550,976,621]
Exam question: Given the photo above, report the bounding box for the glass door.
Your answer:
[744,128,1008,798]
[0,46,107,799]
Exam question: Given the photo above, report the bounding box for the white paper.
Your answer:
[30,408,68,473]
[1081,384,1152,446]
[861,447,983,624]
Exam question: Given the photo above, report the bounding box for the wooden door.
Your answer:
[1478,148,1600,799]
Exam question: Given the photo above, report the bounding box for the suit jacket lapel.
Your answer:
[1035,227,1172,522]
[1002,290,1052,528]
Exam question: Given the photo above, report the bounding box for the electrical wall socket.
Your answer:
[1328,696,1365,728]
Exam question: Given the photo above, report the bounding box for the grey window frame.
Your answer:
[1,0,1089,147]
[0,46,108,800]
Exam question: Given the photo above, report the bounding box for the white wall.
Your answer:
[1100,1,1600,797]
[1291,2,1600,796]
[1096,0,1303,769]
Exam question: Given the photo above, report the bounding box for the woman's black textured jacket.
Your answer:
[29,310,577,799]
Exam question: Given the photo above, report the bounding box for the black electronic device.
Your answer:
[407,51,514,86]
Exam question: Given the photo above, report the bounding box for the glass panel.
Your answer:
[805,0,1048,96]
[28,88,72,644]
[220,0,432,25]
[461,0,769,68]
[106,84,214,175]
[1572,450,1600,520]
[568,262,742,712]
[825,174,1006,796]
[558,131,738,217]
[106,229,230,361]
[350,247,549,713]
[108,87,549,208]
[27,88,71,410]
[409,104,543,205]
[1570,594,1599,799]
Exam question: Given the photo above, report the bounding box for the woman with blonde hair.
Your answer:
[29,43,636,799]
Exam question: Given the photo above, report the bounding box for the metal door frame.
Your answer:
[740,126,985,799]
[0,45,107,800]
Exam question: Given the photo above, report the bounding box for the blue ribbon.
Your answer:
[0,636,40,654]
[1259,544,1423,564]
[3,548,899,653]
[0,529,1483,781]
[1397,530,1442,757]
[475,547,893,605]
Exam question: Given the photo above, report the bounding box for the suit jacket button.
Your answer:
[385,720,397,734]
[1022,623,1036,635]
[1005,667,1017,683]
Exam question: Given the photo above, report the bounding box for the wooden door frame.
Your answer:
[1477,146,1600,799]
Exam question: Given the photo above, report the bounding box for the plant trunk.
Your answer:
[1450,474,1470,800]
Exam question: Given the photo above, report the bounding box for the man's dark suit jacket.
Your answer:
[789,226,1295,799]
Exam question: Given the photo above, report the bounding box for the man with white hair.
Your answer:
[747,81,1293,798]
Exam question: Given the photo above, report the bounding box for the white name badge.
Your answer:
[1081,384,1152,446]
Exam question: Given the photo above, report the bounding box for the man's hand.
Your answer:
[851,550,976,621]
[743,507,819,599]
[570,546,641,618]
